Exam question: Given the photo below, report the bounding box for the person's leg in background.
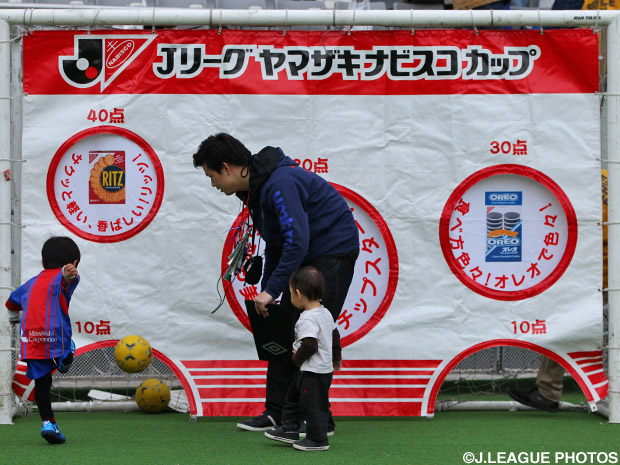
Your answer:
[536,357,565,403]
[507,356,564,412]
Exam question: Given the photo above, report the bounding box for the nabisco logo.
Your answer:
[59,34,156,92]
[106,40,135,70]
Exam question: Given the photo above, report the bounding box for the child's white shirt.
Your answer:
[293,305,336,374]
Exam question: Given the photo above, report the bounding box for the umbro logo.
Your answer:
[262,342,288,356]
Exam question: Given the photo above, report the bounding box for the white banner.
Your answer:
[18,29,605,417]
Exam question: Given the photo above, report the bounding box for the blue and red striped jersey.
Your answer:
[5,269,79,360]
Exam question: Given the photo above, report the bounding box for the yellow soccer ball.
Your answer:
[114,335,152,373]
[135,378,170,413]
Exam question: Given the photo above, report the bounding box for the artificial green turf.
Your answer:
[1,410,618,465]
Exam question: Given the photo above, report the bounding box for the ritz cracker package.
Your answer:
[486,191,522,263]
[89,150,126,204]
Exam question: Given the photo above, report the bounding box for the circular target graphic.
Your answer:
[439,165,577,300]
[47,126,164,243]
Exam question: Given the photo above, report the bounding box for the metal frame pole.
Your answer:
[0,17,13,425]
[0,8,616,28]
[606,15,620,424]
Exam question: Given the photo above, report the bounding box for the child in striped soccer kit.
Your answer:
[5,236,81,444]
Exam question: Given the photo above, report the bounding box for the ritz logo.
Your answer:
[59,35,156,91]
[89,151,126,204]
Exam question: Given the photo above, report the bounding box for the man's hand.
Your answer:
[254,291,274,318]
[334,361,342,373]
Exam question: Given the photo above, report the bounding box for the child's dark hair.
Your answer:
[42,236,81,269]
[289,266,325,302]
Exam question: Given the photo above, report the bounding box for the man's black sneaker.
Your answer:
[236,412,279,431]
[264,426,300,444]
[299,421,335,438]
[293,438,329,451]
[507,387,559,413]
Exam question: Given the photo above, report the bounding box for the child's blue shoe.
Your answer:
[41,421,66,444]
[57,340,75,374]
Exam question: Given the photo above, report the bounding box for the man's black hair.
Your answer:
[289,266,325,302]
[192,133,252,172]
[42,236,81,269]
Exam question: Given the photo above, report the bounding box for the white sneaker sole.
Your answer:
[236,423,274,432]
[299,431,334,438]
[293,443,329,451]
[264,431,298,444]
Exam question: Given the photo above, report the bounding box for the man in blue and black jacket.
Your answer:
[193,133,359,433]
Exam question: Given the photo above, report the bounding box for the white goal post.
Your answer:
[0,7,619,425]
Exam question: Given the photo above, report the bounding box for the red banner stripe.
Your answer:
[200,400,423,417]
[341,360,442,368]
[183,359,440,369]
[182,360,267,369]
[197,386,427,399]
[194,378,267,386]
[12,383,26,397]
[201,402,264,417]
[332,401,422,417]
[191,370,438,376]
[188,370,267,377]
[336,370,436,376]
[587,371,608,386]
[580,364,605,374]
[12,380,31,390]
[193,377,431,386]
[333,378,431,386]
[13,373,31,385]
[198,387,266,398]
[575,357,604,366]
[595,384,609,399]
[567,350,604,359]
[190,370,437,377]
[12,381,35,401]
[329,387,427,398]
[23,30,598,96]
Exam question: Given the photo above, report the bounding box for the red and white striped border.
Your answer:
[567,350,608,400]
[12,360,35,402]
[182,359,442,417]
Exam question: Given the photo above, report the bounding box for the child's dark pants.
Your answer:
[282,370,333,443]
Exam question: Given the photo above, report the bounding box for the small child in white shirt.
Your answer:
[264,266,342,451]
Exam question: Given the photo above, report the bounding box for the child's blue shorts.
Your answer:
[25,346,72,380]
[25,358,61,380]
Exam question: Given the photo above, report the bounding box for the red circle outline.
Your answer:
[46,126,165,243]
[439,164,577,301]
[222,183,399,347]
